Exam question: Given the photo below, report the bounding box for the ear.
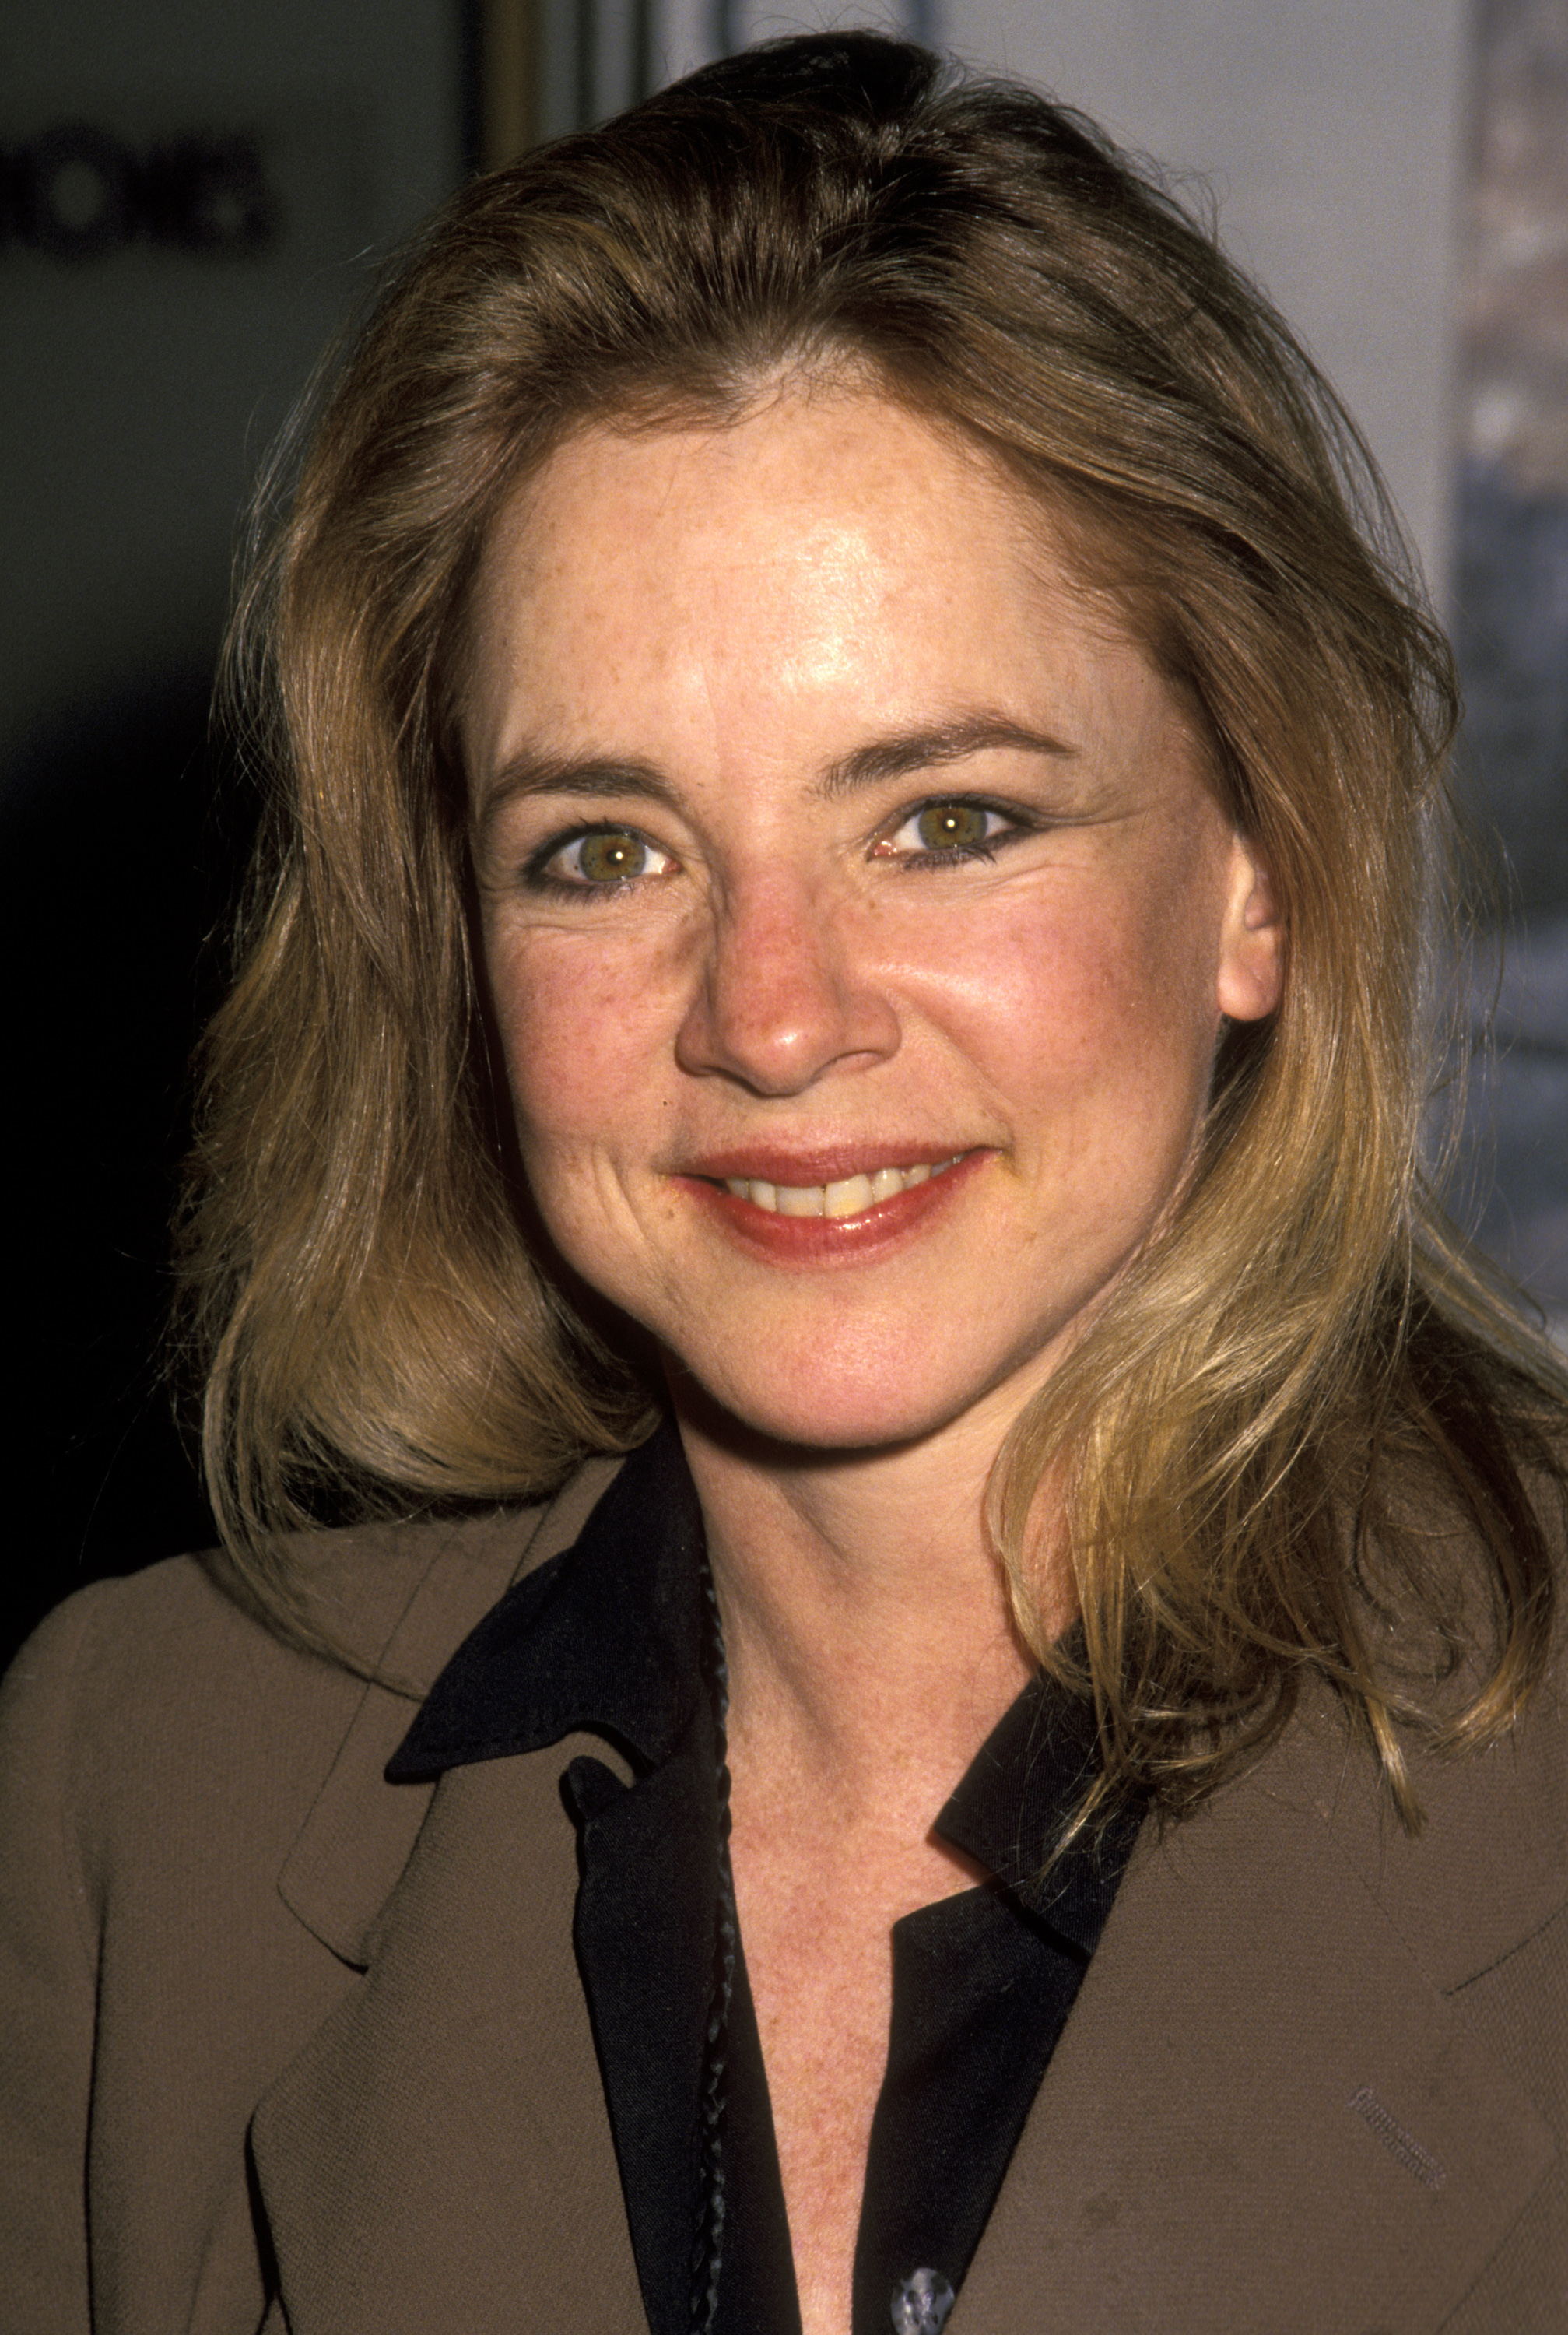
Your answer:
[1215,831,1284,1022]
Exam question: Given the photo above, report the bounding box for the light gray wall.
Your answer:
[945,0,1468,592]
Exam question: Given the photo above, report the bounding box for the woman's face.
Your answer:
[464,386,1282,1453]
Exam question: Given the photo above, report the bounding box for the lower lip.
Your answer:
[674,1150,991,1264]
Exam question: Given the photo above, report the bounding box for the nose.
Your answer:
[674,868,900,1096]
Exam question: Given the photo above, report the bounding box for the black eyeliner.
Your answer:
[872,790,1040,871]
[520,818,653,899]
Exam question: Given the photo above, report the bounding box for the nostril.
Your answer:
[675,984,900,1094]
[674,907,900,1092]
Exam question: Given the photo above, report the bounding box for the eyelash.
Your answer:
[516,796,1035,899]
[521,822,675,900]
[879,797,1033,869]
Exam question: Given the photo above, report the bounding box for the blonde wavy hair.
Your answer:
[181,31,1565,1824]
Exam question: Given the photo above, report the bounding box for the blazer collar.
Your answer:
[256,1454,649,2331]
[254,1729,650,2333]
[276,1453,626,1968]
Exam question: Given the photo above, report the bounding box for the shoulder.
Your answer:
[1203,1627,1568,2018]
[2,1509,517,1803]
[1396,1606,1568,1977]
[0,1455,626,1926]
[1300,1430,1568,1984]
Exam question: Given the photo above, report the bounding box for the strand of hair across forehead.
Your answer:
[692,1553,737,2333]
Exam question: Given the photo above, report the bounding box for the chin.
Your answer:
[684,1392,956,1459]
[664,1336,1040,1459]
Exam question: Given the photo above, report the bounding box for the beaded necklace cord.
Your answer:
[690,1554,738,2333]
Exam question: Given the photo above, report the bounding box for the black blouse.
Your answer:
[391,1427,1142,2335]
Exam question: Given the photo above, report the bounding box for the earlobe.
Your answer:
[1215,836,1284,1024]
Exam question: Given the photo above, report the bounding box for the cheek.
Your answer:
[917,874,1221,1101]
[900,880,1226,1240]
[486,929,672,1160]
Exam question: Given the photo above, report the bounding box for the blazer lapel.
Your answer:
[276,1458,624,1969]
[952,1719,1556,2334]
[254,1457,641,2334]
[253,1735,649,2334]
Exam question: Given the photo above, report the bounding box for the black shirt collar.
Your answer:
[390,1422,1138,1947]
[935,1672,1143,1953]
[390,1424,706,1780]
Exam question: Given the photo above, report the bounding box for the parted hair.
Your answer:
[182,30,1566,1827]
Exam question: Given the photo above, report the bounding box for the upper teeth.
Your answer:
[722,1158,962,1219]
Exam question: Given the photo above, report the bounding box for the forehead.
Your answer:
[460,385,1179,790]
[475,388,1040,627]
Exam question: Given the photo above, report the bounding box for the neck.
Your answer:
[670,1380,1072,1810]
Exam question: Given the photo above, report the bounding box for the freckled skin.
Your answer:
[465,388,1282,1457]
[462,388,1282,2334]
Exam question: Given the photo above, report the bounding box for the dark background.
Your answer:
[1,0,470,1663]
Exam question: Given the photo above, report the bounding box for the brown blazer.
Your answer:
[2,1457,1565,2333]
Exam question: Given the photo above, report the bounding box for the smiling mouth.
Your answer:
[715,1156,966,1220]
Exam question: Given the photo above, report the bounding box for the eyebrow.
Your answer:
[816,715,1075,799]
[474,753,672,854]
[474,712,1076,848]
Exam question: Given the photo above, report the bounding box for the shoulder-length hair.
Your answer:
[181,30,1565,1825]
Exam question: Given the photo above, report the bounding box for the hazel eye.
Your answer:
[575,830,647,883]
[914,802,993,851]
[539,827,675,887]
[876,799,1021,862]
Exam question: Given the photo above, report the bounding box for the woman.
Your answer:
[2,31,1564,2335]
